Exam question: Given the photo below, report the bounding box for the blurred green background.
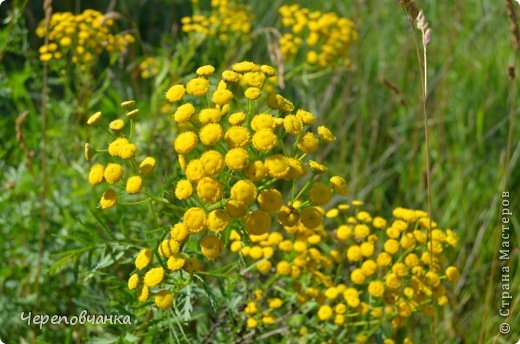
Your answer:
[0,0,518,342]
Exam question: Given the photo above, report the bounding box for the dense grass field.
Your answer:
[0,0,518,343]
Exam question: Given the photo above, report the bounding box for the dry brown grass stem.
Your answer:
[35,0,52,310]
[400,3,436,342]
[505,0,520,51]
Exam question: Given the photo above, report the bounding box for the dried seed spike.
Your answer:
[400,0,420,20]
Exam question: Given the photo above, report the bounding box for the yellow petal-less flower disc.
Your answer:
[225,199,248,218]
[296,109,315,125]
[207,210,229,232]
[126,109,139,118]
[212,89,233,105]
[84,143,95,161]
[330,176,348,195]
[159,239,180,257]
[185,159,205,182]
[317,305,333,321]
[283,115,303,135]
[170,223,189,242]
[175,179,193,200]
[301,206,323,228]
[199,108,222,124]
[135,248,152,270]
[109,119,125,131]
[225,126,250,148]
[139,157,156,176]
[154,290,174,309]
[144,267,165,287]
[230,180,257,205]
[100,189,117,209]
[256,260,272,274]
[126,176,143,194]
[87,111,102,125]
[246,160,266,181]
[257,189,283,212]
[167,253,186,270]
[121,100,136,109]
[265,154,290,178]
[252,130,277,152]
[228,112,246,125]
[276,261,291,275]
[231,61,256,73]
[297,132,319,153]
[244,87,261,100]
[225,148,249,170]
[246,210,271,236]
[199,123,224,146]
[186,77,210,96]
[174,131,198,154]
[196,177,223,203]
[260,64,276,76]
[104,163,123,184]
[137,285,149,302]
[309,182,332,205]
[251,113,275,131]
[108,137,129,157]
[119,144,137,159]
[278,205,300,227]
[445,266,460,283]
[88,163,104,185]
[200,150,224,175]
[318,125,336,142]
[309,160,327,173]
[200,235,222,259]
[196,64,215,76]
[128,274,139,290]
[222,70,240,83]
[368,280,385,297]
[183,207,207,233]
[166,84,186,102]
[173,103,195,123]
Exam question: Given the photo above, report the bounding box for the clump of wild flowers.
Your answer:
[85,61,345,309]
[36,9,134,71]
[235,203,460,342]
[278,4,358,69]
[139,56,161,79]
[84,61,458,341]
[181,0,253,43]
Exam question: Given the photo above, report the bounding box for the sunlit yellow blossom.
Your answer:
[88,164,104,185]
[104,163,123,184]
[135,249,152,270]
[186,77,210,96]
[155,290,174,309]
[144,267,164,287]
[126,176,143,194]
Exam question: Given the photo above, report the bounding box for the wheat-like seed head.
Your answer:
[400,0,419,19]
[416,10,432,47]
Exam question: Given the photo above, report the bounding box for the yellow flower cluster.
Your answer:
[85,101,152,210]
[85,61,344,309]
[278,4,358,68]
[36,9,134,69]
[181,0,252,42]
[83,62,459,339]
[237,203,459,341]
[139,57,161,79]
